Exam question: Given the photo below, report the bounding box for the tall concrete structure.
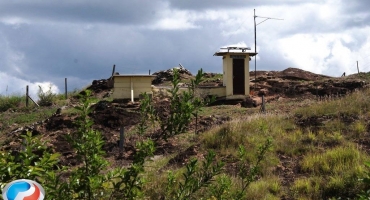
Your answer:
[214,47,257,99]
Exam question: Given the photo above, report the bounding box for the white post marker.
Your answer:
[131,77,134,102]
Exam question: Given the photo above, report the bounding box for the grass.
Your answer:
[295,89,370,118]
[200,73,223,83]
[3,84,370,199]
[136,88,370,199]
[291,176,322,200]
[0,95,26,112]
[301,145,365,175]
[0,93,67,144]
[244,177,281,200]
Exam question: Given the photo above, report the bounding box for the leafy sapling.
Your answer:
[159,68,214,140]
[165,150,224,200]
[233,138,273,199]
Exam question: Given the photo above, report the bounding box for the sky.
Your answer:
[0,0,370,99]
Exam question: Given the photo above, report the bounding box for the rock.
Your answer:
[243,97,257,108]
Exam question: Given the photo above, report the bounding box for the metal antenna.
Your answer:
[254,9,283,91]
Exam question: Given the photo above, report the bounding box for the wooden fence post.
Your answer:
[21,137,26,152]
[195,112,198,134]
[65,78,68,99]
[119,126,124,154]
[261,95,266,113]
[111,64,116,77]
[26,85,29,107]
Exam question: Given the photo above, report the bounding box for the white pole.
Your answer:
[131,77,134,102]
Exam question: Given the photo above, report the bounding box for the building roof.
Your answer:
[213,51,257,56]
[213,46,257,56]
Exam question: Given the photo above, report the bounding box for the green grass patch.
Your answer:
[200,73,223,83]
[0,107,57,133]
[301,145,365,175]
[244,176,281,200]
[295,88,370,119]
[0,95,26,112]
[299,144,367,198]
[291,176,322,200]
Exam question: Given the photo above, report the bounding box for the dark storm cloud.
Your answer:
[169,0,321,10]
[0,17,227,91]
[342,0,370,13]
[0,0,164,25]
[1,0,369,94]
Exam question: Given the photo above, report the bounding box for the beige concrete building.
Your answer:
[214,47,257,99]
[112,75,156,101]
[112,46,255,101]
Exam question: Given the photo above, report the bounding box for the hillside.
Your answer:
[1,67,370,199]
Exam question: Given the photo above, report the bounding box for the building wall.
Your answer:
[112,76,153,99]
[152,86,226,98]
[198,86,226,97]
[223,53,251,96]
[225,56,233,96]
[244,57,250,95]
[223,56,227,87]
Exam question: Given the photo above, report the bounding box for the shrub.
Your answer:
[37,85,56,106]
[158,68,214,140]
[0,131,60,193]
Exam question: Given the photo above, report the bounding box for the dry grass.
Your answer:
[138,88,370,199]
[4,84,370,199]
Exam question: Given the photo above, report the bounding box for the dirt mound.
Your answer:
[152,66,193,84]
[245,68,368,108]
[1,100,143,167]
[277,68,331,81]
[251,76,367,100]
[199,72,223,87]
[82,78,113,99]
[250,68,330,81]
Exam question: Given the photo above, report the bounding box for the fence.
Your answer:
[20,78,69,107]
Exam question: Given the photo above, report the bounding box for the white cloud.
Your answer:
[276,26,370,76]
[222,41,248,48]
[277,34,333,74]
[0,72,60,101]
[146,3,200,30]
[0,17,30,27]
[149,17,199,30]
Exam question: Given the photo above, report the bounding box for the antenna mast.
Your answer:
[253,9,283,91]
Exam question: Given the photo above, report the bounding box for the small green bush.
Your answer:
[37,85,56,106]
